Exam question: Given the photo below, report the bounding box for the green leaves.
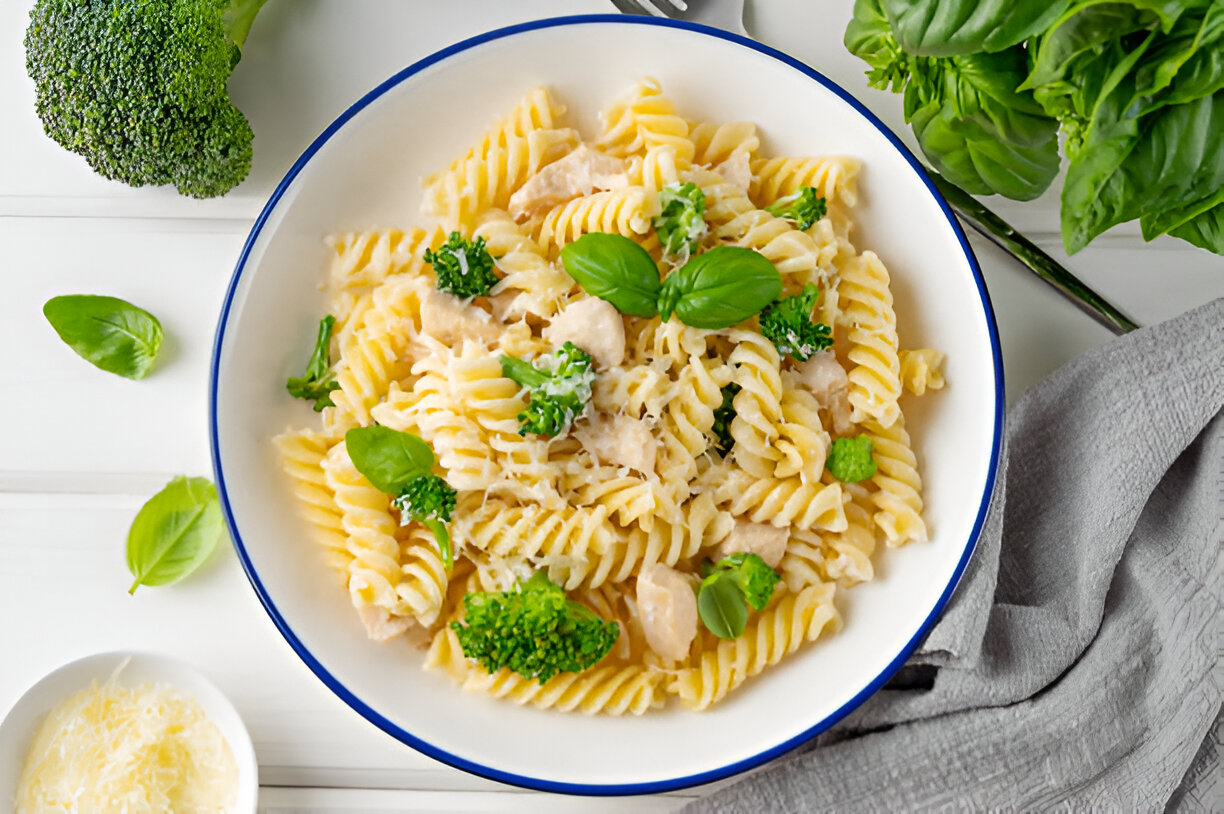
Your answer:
[126,476,225,594]
[697,553,781,639]
[711,383,741,457]
[43,294,163,380]
[827,435,879,483]
[286,314,340,411]
[344,426,436,495]
[904,49,1061,200]
[657,246,782,329]
[561,235,783,329]
[344,426,456,569]
[881,0,1071,56]
[560,233,662,318]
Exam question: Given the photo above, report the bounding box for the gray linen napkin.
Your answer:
[690,298,1223,811]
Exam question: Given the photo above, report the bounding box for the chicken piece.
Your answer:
[714,149,753,194]
[827,388,855,437]
[793,349,849,404]
[636,563,698,664]
[419,287,501,346]
[542,297,626,369]
[508,144,630,221]
[713,519,789,569]
[573,413,658,474]
[356,602,415,642]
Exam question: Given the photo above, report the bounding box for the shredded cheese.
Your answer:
[15,674,239,813]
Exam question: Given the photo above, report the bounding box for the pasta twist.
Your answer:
[534,187,660,254]
[668,583,840,710]
[715,468,847,532]
[838,251,902,428]
[749,155,861,209]
[394,524,449,626]
[325,227,434,332]
[274,429,349,575]
[630,144,683,193]
[474,209,573,319]
[592,362,673,421]
[565,466,675,532]
[727,330,784,478]
[321,442,406,614]
[774,387,830,484]
[689,121,760,167]
[865,416,927,547]
[597,77,695,165]
[657,354,728,489]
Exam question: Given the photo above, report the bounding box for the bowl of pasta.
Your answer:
[210,14,1002,794]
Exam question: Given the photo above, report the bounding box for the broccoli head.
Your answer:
[765,186,828,230]
[653,181,708,259]
[24,0,267,199]
[499,342,595,437]
[424,232,500,299]
[451,571,620,682]
[393,473,458,569]
[759,283,833,361]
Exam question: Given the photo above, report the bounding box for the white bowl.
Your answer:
[0,651,258,812]
[210,14,1002,794]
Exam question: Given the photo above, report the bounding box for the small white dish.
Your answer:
[211,14,1002,794]
[0,651,258,813]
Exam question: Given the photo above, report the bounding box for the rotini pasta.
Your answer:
[277,78,943,714]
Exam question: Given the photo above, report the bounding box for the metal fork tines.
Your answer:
[609,0,747,35]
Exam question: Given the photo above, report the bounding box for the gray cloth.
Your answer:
[690,298,1224,812]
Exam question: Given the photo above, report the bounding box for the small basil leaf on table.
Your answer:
[344,426,435,494]
[658,246,782,329]
[43,294,163,379]
[127,476,224,594]
[697,573,750,640]
[560,233,662,318]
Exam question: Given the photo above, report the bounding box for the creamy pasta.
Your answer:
[276,78,945,713]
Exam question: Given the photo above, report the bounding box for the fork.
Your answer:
[608,0,1139,335]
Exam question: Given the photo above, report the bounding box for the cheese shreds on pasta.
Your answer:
[15,676,238,813]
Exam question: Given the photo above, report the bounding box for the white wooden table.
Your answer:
[2,1,1221,810]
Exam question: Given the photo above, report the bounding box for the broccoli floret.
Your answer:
[765,187,827,230]
[450,571,619,682]
[392,473,457,569]
[711,383,741,457]
[286,315,340,411]
[653,181,708,259]
[24,0,267,199]
[759,283,833,361]
[500,342,595,437]
[826,435,878,483]
[424,232,499,298]
[696,553,781,639]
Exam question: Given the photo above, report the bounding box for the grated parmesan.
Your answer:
[15,673,239,813]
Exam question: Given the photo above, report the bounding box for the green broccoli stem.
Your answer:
[424,518,453,571]
[499,355,549,389]
[222,0,269,50]
[929,171,1139,336]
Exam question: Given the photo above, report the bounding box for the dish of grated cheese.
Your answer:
[14,674,238,813]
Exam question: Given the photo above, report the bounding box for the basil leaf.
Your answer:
[345,426,435,495]
[1167,202,1223,253]
[560,233,661,318]
[906,49,1061,200]
[882,0,1071,57]
[127,476,224,594]
[658,246,781,329]
[43,294,163,380]
[697,574,749,639]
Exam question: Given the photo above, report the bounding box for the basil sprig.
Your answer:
[344,426,456,568]
[657,246,782,329]
[43,294,163,380]
[559,233,661,317]
[127,476,225,594]
[560,234,783,330]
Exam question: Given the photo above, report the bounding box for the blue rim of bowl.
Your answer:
[210,13,1004,797]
